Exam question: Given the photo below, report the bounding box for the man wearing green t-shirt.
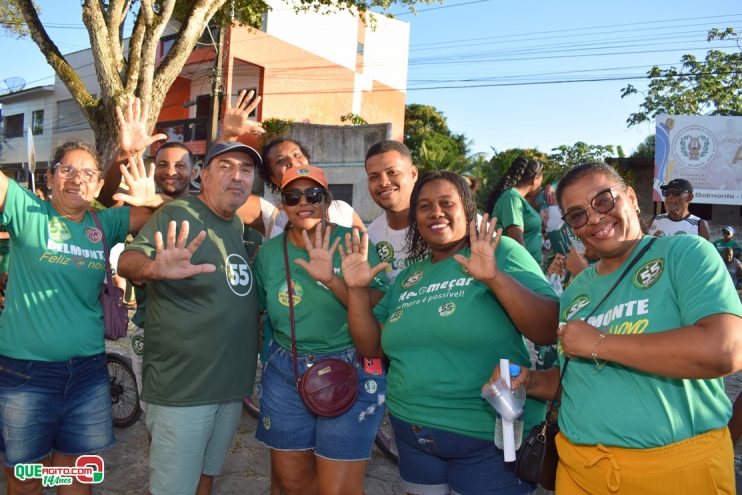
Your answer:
[713,226,741,258]
[118,142,262,495]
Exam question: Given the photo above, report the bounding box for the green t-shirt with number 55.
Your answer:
[125,196,260,406]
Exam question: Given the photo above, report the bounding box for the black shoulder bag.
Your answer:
[515,238,655,490]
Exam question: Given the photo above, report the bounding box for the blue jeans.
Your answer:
[256,341,386,460]
[0,353,114,466]
[391,415,531,495]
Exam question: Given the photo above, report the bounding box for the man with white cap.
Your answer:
[713,226,741,257]
[649,178,710,239]
[118,141,261,495]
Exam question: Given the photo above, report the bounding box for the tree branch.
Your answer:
[81,0,123,101]
[14,0,95,111]
[123,8,146,93]
[106,0,127,73]
[152,0,228,120]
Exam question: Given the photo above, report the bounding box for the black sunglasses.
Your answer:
[561,187,618,229]
[281,187,326,206]
[661,189,689,197]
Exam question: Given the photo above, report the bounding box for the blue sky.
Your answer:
[1,0,740,157]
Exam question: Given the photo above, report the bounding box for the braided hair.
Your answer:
[485,157,543,214]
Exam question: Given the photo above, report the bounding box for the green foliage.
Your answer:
[340,112,368,125]
[548,141,618,169]
[403,103,469,173]
[621,28,742,126]
[0,1,33,38]
[631,134,655,159]
[259,117,293,147]
[172,0,267,30]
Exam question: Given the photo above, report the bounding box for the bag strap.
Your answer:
[547,237,656,416]
[91,212,115,288]
[283,233,302,389]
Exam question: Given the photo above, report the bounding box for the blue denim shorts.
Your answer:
[390,415,531,495]
[256,341,386,461]
[0,352,114,466]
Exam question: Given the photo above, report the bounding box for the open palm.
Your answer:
[151,220,215,280]
[453,214,501,282]
[339,229,388,288]
[294,226,340,285]
[221,89,265,140]
[116,97,166,155]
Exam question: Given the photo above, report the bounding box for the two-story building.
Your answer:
[0,2,409,220]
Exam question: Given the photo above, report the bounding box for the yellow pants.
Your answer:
[555,428,735,494]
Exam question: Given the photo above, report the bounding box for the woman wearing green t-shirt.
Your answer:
[254,165,387,495]
[493,162,742,494]
[485,157,544,263]
[341,171,559,495]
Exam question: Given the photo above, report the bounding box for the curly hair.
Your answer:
[406,171,478,261]
[51,141,101,171]
[485,157,543,213]
[260,138,311,193]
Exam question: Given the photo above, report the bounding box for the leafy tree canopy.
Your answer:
[621,28,742,126]
[403,103,469,173]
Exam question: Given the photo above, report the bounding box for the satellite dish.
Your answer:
[1,77,26,94]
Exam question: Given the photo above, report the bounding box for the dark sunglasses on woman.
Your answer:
[281,187,326,206]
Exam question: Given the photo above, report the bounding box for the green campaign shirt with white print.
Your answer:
[0,179,130,361]
[373,236,557,441]
[254,226,387,354]
[493,188,543,263]
[559,235,741,448]
[126,196,259,406]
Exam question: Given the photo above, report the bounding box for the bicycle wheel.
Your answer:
[243,357,262,419]
[107,353,141,428]
[374,410,399,464]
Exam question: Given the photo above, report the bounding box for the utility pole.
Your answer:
[207,26,225,150]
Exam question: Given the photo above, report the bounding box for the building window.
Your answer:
[3,113,24,138]
[329,184,353,206]
[32,110,44,135]
[57,99,89,133]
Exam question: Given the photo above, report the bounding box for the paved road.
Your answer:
[0,409,404,495]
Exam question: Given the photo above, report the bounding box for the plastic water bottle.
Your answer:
[494,364,526,451]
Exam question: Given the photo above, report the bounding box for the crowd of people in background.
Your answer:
[0,92,740,495]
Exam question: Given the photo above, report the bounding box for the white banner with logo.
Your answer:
[654,114,742,205]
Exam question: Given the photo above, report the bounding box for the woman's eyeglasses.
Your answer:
[661,189,689,197]
[561,188,618,229]
[281,187,326,206]
[53,163,101,183]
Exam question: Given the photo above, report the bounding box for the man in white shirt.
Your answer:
[365,141,420,282]
[649,178,710,239]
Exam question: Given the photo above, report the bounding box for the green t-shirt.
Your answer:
[0,180,130,361]
[713,238,741,256]
[493,188,543,263]
[126,196,259,406]
[559,235,741,448]
[254,226,387,354]
[373,237,557,441]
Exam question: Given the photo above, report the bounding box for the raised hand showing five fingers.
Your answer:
[116,96,167,156]
[453,213,502,283]
[339,228,389,289]
[294,225,341,285]
[112,155,159,207]
[150,220,216,280]
[221,89,265,141]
